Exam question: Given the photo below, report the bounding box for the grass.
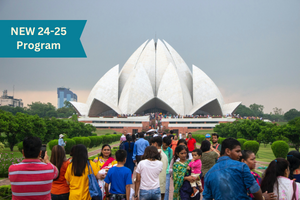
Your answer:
[253,144,295,163]
[95,129,122,136]
[191,129,215,135]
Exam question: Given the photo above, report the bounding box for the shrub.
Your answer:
[91,133,97,136]
[82,137,91,148]
[244,141,260,155]
[113,146,119,150]
[218,137,226,145]
[88,136,98,148]
[72,137,84,145]
[105,133,110,135]
[271,140,289,158]
[64,139,76,154]
[95,136,103,146]
[17,142,23,153]
[237,139,247,150]
[0,142,4,153]
[48,140,58,152]
[193,134,205,144]
[0,153,22,177]
[0,185,11,199]
[89,155,98,160]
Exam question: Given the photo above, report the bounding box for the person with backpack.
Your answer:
[162,136,173,200]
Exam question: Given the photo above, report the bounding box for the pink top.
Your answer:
[188,159,202,174]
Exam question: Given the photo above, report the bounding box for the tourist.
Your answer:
[150,136,168,199]
[287,150,300,182]
[162,136,173,200]
[200,140,219,188]
[205,134,211,142]
[211,133,221,154]
[187,149,203,197]
[50,145,70,200]
[170,134,178,155]
[104,150,132,200]
[134,146,163,200]
[202,138,265,200]
[65,144,101,200]
[133,132,150,164]
[186,132,197,157]
[123,135,135,173]
[9,136,59,199]
[58,134,67,147]
[261,158,299,199]
[179,132,182,139]
[120,130,127,144]
[173,145,200,200]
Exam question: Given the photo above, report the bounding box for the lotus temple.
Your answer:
[71,39,240,133]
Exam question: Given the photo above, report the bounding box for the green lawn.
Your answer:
[253,144,295,163]
[95,129,122,136]
[192,129,214,135]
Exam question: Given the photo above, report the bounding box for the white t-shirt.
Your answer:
[274,176,300,199]
[136,160,163,190]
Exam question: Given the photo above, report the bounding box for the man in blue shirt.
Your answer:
[132,132,149,164]
[202,138,264,200]
[104,150,132,200]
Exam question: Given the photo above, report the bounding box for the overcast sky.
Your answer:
[0,0,299,113]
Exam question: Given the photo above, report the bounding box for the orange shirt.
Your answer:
[51,160,70,195]
[171,140,178,155]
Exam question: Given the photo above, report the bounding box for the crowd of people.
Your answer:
[8,130,300,200]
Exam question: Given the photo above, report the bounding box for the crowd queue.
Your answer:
[8,130,300,200]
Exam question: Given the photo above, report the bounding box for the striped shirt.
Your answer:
[9,159,58,200]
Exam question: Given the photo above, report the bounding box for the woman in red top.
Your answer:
[50,145,70,200]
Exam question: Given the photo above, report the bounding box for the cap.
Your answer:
[59,134,64,139]
[205,134,211,138]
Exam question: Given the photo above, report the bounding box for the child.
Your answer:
[104,150,133,200]
[187,149,203,197]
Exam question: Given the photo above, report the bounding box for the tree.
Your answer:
[273,107,284,115]
[284,117,300,151]
[234,104,254,117]
[27,102,57,118]
[0,111,19,151]
[249,104,264,117]
[284,109,300,121]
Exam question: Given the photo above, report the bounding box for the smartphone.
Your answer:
[41,144,47,159]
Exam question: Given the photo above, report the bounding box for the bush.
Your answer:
[91,133,97,136]
[271,140,289,158]
[48,140,58,152]
[237,139,247,150]
[64,139,76,154]
[95,136,103,146]
[88,136,98,148]
[218,137,226,145]
[72,137,84,145]
[0,153,22,177]
[82,137,91,148]
[244,141,260,155]
[17,142,23,153]
[193,134,205,144]
[0,185,11,199]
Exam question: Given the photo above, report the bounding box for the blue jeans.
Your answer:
[164,173,170,200]
[140,187,161,200]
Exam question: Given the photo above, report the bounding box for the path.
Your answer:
[0,143,121,187]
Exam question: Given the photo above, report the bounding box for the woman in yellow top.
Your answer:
[93,144,117,199]
[65,144,101,200]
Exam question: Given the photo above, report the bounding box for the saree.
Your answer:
[173,160,191,200]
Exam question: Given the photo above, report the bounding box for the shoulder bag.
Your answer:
[87,161,102,200]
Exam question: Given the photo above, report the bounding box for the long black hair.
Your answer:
[50,145,66,180]
[260,158,289,193]
[173,145,189,163]
[126,135,133,152]
[287,151,300,179]
[71,144,88,176]
[100,144,112,158]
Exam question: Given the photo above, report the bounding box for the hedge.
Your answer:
[82,137,91,148]
[0,185,11,199]
[64,139,76,154]
[192,135,206,144]
[218,137,226,145]
[88,136,98,148]
[271,140,289,158]
[48,139,58,152]
[237,139,247,150]
[72,137,84,145]
[244,140,260,155]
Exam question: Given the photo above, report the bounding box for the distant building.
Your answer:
[0,90,23,108]
[57,87,77,109]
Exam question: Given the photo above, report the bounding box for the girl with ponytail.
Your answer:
[287,151,300,182]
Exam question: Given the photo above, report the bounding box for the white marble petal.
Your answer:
[86,65,120,115]
[69,101,88,116]
[119,40,148,95]
[118,64,155,114]
[193,65,225,108]
[222,102,242,115]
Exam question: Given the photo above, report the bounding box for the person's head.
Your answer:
[200,140,211,152]
[261,158,290,193]
[142,146,161,161]
[50,145,66,179]
[162,136,171,149]
[220,138,242,160]
[174,145,189,162]
[188,132,192,139]
[126,135,133,142]
[177,139,187,147]
[123,130,127,135]
[169,130,174,135]
[150,136,163,148]
[115,150,127,163]
[205,134,211,141]
[139,132,144,138]
[174,135,178,140]
[100,144,112,158]
[23,136,42,159]
[192,149,202,160]
[287,151,300,179]
[59,134,64,139]
[70,145,76,157]
[239,150,256,170]
[211,133,219,144]
[71,144,88,176]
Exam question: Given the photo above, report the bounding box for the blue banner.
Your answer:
[0,20,86,57]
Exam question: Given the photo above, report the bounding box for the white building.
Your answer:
[0,90,23,108]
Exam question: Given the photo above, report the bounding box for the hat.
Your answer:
[205,134,211,138]
[59,134,64,139]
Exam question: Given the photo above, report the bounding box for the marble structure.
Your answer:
[71,39,241,116]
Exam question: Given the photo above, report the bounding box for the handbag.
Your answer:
[87,161,103,200]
